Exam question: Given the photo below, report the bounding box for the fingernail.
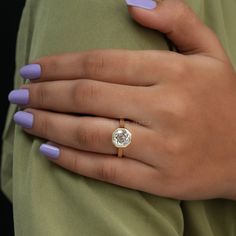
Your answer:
[125,0,157,9]
[39,144,60,159]
[14,111,33,129]
[8,89,29,105]
[20,64,41,80]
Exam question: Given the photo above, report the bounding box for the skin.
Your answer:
[14,0,236,200]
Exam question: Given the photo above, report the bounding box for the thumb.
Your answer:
[125,0,228,60]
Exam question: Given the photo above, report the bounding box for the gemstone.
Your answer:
[112,128,132,148]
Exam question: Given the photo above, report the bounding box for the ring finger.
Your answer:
[14,109,162,163]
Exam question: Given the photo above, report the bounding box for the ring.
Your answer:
[112,119,132,158]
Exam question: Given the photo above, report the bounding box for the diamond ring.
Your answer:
[112,119,132,158]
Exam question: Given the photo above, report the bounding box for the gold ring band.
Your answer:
[117,148,124,158]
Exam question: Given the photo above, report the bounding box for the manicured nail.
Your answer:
[20,64,41,80]
[14,111,33,129]
[125,0,157,9]
[8,89,29,105]
[40,144,60,159]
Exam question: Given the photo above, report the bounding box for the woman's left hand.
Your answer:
[9,0,236,200]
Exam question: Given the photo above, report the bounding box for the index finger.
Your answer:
[20,49,185,86]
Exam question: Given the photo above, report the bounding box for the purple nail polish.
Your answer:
[40,144,60,159]
[20,64,41,80]
[14,111,33,129]
[8,89,29,105]
[125,0,157,9]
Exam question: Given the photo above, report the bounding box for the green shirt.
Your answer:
[1,0,236,235]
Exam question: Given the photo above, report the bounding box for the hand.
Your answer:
[9,0,236,200]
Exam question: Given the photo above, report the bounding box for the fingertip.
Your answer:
[20,64,41,80]
[125,0,158,10]
[125,0,162,30]
[8,89,29,105]
[40,143,60,160]
[13,111,34,129]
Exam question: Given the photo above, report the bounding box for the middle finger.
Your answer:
[10,79,149,122]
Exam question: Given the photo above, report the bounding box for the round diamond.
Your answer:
[112,128,132,148]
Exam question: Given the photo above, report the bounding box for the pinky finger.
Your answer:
[39,143,159,194]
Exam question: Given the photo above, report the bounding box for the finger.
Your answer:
[21,49,184,84]
[19,79,149,122]
[15,109,161,163]
[126,0,228,60]
[39,143,160,195]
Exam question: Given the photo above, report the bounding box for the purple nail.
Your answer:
[8,89,29,105]
[20,64,41,80]
[125,0,157,9]
[40,144,60,159]
[14,111,33,129]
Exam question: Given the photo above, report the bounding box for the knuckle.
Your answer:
[38,115,50,138]
[156,91,191,121]
[72,80,100,108]
[70,151,80,173]
[169,93,191,119]
[172,59,189,79]
[175,1,195,26]
[75,128,102,148]
[165,137,187,157]
[83,51,106,77]
[96,161,117,182]
[34,84,47,107]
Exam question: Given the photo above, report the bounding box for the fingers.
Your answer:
[15,109,161,163]
[39,143,160,194]
[16,79,149,122]
[21,49,183,83]
[126,0,228,60]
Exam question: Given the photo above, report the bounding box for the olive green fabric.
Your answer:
[1,0,236,235]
